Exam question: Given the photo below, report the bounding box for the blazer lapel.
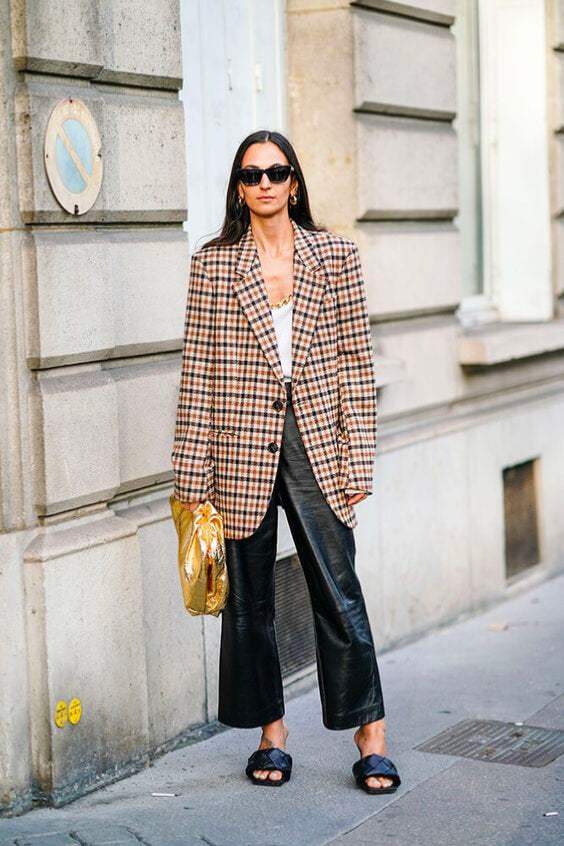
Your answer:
[233,223,285,385]
[232,217,327,389]
[290,218,328,389]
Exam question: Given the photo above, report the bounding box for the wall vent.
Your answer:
[274,553,316,678]
[502,458,541,580]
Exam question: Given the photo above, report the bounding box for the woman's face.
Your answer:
[238,141,298,218]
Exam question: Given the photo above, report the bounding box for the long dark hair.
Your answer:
[199,129,327,249]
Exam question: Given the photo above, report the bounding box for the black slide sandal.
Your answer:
[245,747,293,786]
[352,753,401,794]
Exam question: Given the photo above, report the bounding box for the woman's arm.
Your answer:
[171,252,215,503]
[335,243,378,496]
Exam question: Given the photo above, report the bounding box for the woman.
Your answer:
[171,129,400,794]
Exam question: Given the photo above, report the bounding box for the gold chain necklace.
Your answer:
[269,291,293,309]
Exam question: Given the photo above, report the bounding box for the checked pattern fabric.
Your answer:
[171,217,377,540]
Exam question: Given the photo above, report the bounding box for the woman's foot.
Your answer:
[353,718,394,790]
[252,717,289,783]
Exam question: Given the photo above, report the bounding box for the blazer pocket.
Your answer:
[209,428,238,439]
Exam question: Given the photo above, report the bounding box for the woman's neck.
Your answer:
[250,215,294,260]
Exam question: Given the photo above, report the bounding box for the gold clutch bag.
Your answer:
[169,496,229,617]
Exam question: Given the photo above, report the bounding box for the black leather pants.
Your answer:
[217,380,385,731]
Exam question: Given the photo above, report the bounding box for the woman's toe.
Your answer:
[366,775,393,789]
[252,767,283,781]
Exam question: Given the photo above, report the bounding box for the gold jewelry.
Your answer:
[289,193,298,206]
[269,291,293,309]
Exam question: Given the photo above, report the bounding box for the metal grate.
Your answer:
[502,459,540,579]
[274,552,316,678]
[416,719,564,768]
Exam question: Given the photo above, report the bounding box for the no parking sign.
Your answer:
[44,97,103,215]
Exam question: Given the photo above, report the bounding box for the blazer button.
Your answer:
[267,441,278,453]
[272,399,284,411]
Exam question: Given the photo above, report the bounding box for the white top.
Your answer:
[271,299,293,381]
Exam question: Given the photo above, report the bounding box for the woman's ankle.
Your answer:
[260,717,288,746]
[357,718,386,735]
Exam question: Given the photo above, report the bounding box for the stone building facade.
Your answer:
[1,0,563,817]
[287,0,564,644]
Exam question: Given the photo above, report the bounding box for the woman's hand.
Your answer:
[346,491,368,506]
[179,500,203,512]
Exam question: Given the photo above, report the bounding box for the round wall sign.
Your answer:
[44,97,103,215]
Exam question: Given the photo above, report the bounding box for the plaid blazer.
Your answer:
[171,217,377,540]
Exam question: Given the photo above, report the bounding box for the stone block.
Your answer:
[556,52,564,130]
[375,317,463,416]
[353,8,456,116]
[11,0,182,88]
[23,229,189,368]
[555,0,564,47]
[361,222,461,316]
[537,397,564,571]
[30,368,120,515]
[111,360,179,494]
[287,2,358,230]
[357,114,457,217]
[15,81,186,224]
[202,614,221,723]
[96,0,182,88]
[0,530,34,816]
[555,218,564,296]
[23,230,114,368]
[11,0,101,77]
[23,511,150,805]
[371,429,471,643]
[373,352,407,387]
[458,319,564,366]
[553,136,564,215]
[112,494,208,747]
[0,228,37,533]
[29,357,183,516]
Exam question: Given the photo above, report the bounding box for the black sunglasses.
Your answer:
[237,165,294,186]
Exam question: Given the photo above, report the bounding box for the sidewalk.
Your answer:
[2,571,563,846]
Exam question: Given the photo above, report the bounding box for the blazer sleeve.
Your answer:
[171,252,215,502]
[336,244,377,495]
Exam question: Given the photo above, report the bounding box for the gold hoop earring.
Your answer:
[238,195,245,206]
[289,193,298,206]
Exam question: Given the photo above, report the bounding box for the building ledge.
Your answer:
[458,318,564,366]
[374,353,406,387]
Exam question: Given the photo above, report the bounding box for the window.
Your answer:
[455,0,553,326]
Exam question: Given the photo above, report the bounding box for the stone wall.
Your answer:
[0,0,213,816]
